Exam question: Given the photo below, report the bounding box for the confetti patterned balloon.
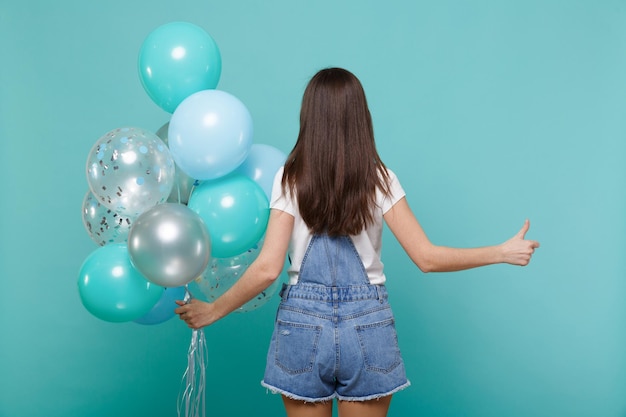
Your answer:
[81,190,135,246]
[195,239,280,313]
[86,127,176,217]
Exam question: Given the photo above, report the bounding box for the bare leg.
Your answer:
[337,395,392,417]
[282,395,333,417]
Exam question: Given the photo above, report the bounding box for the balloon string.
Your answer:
[183,285,192,303]
[177,287,207,417]
[177,329,207,417]
[176,182,182,205]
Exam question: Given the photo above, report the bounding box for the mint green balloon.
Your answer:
[78,244,163,323]
[138,22,222,113]
[188,174,270,258]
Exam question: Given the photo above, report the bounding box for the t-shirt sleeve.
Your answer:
[380,169,406,214]
[270,166,296,216]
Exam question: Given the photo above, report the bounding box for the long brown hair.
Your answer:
[282,67,391,236]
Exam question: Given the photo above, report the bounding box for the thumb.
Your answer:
[515,219,530,239]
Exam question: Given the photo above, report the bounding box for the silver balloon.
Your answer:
[128,203,211,287]
[82,190,135,246]
[86,127,176,217]
[195,238,280,313]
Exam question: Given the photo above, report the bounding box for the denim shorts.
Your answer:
[261,283,410,402]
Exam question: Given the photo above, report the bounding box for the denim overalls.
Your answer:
[261,234,410,402]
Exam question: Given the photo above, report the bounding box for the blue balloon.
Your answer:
[138,22,222,113]
[235,144,286,200]
[134,286,187,325]
[188,174,269,258]
[78,244,163,323]
[168,90,253,180]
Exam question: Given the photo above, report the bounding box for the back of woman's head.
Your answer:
[283,67,390,236]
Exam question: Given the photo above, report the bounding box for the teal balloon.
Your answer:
[168,89,253,180]
[188,174,269,258]
[78,244,163,323]
[138,22,222,113]
[134,286,186,325]
[235,144,286,200]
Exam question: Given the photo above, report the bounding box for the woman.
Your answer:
[175,67,540,417]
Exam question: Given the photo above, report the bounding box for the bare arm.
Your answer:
[175,209,294,329]
[384,197,540,273]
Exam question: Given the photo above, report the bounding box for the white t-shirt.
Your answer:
[270,166,406,285]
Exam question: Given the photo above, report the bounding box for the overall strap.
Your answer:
[297,234,370,287]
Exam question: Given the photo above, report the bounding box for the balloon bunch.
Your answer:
[77,21,287,417]
[77,22,287,325]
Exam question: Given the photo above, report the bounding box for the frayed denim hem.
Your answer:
[260,380,411,403]
[260,381,336,403]
[336,380,411,402]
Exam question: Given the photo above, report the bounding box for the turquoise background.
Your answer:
[1,1,625,416]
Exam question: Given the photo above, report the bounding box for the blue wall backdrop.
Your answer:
[1,1,625,416]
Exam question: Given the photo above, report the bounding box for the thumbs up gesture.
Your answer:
[501,219,540,266]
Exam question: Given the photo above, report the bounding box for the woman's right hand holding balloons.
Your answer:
[500,220,540,266]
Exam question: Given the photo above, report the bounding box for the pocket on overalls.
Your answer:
[355,318,402,373]
[274,319,322,374]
